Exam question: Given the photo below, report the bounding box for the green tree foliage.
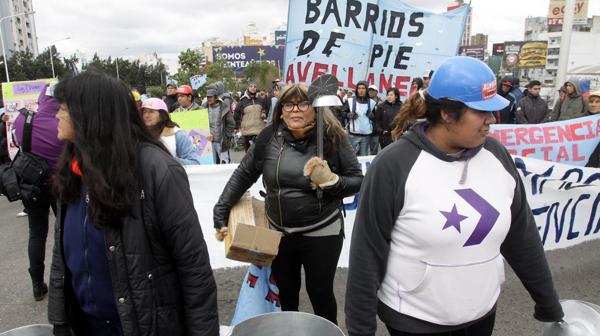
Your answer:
[204,59,237,95]
[0,48,166,87]
[244,61,280,91]
[174,48,202,85]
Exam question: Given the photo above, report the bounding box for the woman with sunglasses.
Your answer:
[214,83,363,324]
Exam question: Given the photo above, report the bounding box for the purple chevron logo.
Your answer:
[455,188,499,247]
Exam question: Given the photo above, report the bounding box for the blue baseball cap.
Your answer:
[428,56,509,112]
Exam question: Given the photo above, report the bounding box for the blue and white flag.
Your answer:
[230,264,281,326]
[284,0,469,98]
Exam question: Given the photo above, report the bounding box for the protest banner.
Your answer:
[284,0,469,97]
[189,74,207,90]
[2,79,57,159]
[186,155,600,269]
[489,114,600,166]
[212,46,285,76]
[169,109,214,164]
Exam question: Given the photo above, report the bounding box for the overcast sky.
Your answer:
[33,0,600,73]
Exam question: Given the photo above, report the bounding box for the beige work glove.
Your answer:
[303,157,339,190]
[215,227,229,241]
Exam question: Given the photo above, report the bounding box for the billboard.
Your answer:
[492,43,505,56]
[459,45,485,60]
[503,41,547,69]
[274,30,287,46]
[212,46,285,76]
[284,0,469,98]
[547,0,589,25]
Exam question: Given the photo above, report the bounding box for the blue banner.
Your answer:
[489,114,600,166]
[212,46,285,76]
[230,265,281,325]
[284,0,469,98]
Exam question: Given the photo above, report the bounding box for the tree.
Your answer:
[244,61,280,91]
[174,48,202,85]
[205,59,237,93]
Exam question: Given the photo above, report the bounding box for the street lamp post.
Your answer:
[0,11,35,82]
[116,47,129,80]
[48,36,71,78]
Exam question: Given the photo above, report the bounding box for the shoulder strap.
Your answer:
[351,97,357,113]
[21,109,35,153]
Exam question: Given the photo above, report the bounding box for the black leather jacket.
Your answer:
[48,143,219,336]
[213,125,363,232]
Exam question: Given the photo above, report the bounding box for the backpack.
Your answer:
[0,109,49,202]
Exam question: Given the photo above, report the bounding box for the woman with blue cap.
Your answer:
[345,56,564,336]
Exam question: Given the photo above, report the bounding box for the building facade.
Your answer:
[0,0,38,57]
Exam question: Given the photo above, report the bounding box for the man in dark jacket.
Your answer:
[234,81,267,151]
[516,80,549,124]
[164,83,178,112]
[496,77,517,124]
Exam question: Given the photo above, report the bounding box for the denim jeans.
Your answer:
[369,135,379,155]
[348,134,370,156]
[211,142,230,164]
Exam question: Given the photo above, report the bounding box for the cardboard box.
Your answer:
[225,193,282,266]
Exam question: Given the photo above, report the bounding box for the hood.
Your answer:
[242,90,256,100]
[403,121,483,163]
[564,78,582,96]
[37,83,60,117]
[355,81,369,98]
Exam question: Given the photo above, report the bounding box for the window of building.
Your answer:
[16,18,21,24]
[25,22,29,28]
[27,32,31,38]
[18,29,22,34]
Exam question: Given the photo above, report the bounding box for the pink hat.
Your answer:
[141,98,168,112]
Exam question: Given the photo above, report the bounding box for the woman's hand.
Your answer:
[215,227,229,241]
[303,157,339,189]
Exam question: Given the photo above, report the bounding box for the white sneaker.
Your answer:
[16,211,28,217]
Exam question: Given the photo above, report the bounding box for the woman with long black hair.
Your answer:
[48,72,219,336]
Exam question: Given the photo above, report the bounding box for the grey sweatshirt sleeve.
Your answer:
[485,138,564,322]
[345,142,419,336]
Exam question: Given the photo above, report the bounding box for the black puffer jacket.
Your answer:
[48,144,219,336]
[213,125,363,231]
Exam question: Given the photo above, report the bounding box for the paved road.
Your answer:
[0,174,598,334]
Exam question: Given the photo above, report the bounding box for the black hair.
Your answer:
[148,109,179,138]
[53,71,167,228]
[527,80,542,88]
[386,87,400,101]
[412,78,424,90]
[423,93,467,125]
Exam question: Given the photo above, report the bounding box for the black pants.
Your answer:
[22,187,56,284]
[270,233,343,325]
[386,312,496,336]
[82,314,123,336]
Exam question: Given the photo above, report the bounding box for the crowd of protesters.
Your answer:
[1,54,600,336]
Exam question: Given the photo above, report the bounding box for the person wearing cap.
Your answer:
[164,83,178,112]
[496,77,517,124]
[173,85,201,112]
[551,79,589,121]
[422,69,434,89]
[234,81,267,151]
[142,98,202,165]
[515,80,549,124]
[346,56,564,336]
[214,83,363,325]
[587,90,600,115]
[206,88,235,164]
[341,81,377,156]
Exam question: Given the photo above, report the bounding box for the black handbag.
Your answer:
[0,109,49,202]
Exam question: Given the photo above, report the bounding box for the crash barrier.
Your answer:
[0,325,52,336]
[543,300,600,336]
